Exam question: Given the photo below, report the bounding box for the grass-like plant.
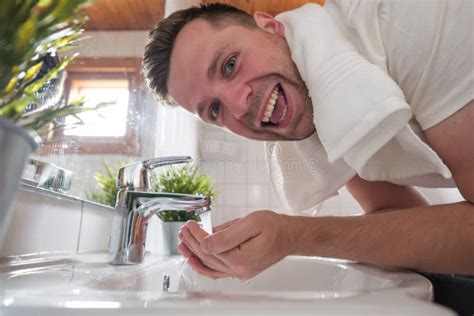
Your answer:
[87,162,217,222]
[86,161,127,207]
[0,0,111,136]
[153,164,217,222]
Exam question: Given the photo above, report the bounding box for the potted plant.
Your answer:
[153,163,217,254]
[87,162,217,254]
[0,0,107,246]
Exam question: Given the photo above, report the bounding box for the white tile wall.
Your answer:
[0,186,113,258]
[77,202,114,253]
[1,187,83,256]
[154,105,200,160]
[199,125,288,225]
[0,185,196,258]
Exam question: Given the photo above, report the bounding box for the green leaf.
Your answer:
[86,160,134,207]
[18,100,114,132]
[3,76,18,94]
[37,0,53,9]
[24,53,76,95]
[1,0,89,125]
[0,95,36,120]
[35,25,82,54]
[15,10,38,54]
[152,164,217,222]
[23,61,44,82]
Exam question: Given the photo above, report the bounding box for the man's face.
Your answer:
[167,14,315,141]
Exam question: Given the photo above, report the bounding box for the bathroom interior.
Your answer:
[0,0,470,315]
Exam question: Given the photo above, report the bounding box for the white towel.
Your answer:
[265,4,454,214]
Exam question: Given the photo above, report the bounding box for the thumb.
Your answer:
[201,217,257,255]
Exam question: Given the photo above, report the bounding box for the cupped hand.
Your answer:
[177,222,233,279]
[178,210,293,281]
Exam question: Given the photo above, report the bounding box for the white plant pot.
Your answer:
[160,221,186,255]
[0,117,37,247]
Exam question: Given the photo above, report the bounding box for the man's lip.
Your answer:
[258,83,279,124]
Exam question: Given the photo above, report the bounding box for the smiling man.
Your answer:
[147,5,315,141]
[142,0,473,299]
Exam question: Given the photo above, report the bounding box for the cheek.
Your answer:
[224,119,257,138]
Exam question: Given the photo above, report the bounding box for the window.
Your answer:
[52,58,143,155]
[65,77,129,137]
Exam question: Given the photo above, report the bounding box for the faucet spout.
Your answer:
[135,195,211,220]
[108,156,214,265]
[108,191,212,265]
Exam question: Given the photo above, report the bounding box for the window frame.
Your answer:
[49,57,143,155]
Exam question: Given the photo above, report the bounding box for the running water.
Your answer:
[199,211,212,234]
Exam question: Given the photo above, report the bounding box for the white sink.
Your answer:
[0,253,455,315]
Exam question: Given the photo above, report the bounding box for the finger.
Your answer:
[181,226,232,274]
[177,242,193,259]
[187,255,232,280]
[212,217,241,233]
[185,220,209,242]
[201,216,259,255]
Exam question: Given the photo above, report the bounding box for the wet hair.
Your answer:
[142,3,256,104]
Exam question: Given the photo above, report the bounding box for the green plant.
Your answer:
[86,162,218,220]
[0,0,111,136]
[153,163,217,222]
[86,161,125,207]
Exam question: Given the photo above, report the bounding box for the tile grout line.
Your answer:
[75,201,84,253]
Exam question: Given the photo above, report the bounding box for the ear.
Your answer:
[253,11,285,37]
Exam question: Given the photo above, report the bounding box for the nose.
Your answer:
[217,83,252,119]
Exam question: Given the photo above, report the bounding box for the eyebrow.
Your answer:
[207,43,232,81]
[197,43,233,120]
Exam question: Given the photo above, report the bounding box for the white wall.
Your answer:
[199,124,282,225]
[153,105,200,159]
[1,186,113,257]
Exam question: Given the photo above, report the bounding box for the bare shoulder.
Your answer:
[423,100,474,203]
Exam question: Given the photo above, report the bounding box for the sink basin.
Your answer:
[94,256,417,299]
[0,253,455,315]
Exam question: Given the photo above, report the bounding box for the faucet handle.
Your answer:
[117,156,192,191]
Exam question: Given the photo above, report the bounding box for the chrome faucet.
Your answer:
[108,156,211,265]
[22,159,73,193]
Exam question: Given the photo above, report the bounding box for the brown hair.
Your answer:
[142,3,256,104]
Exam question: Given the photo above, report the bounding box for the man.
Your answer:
[142,1,473,283]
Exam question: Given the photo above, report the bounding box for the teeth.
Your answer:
[261,86,280,123]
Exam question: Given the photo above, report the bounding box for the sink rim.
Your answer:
[0,252,439,313]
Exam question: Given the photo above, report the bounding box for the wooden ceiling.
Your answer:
[83,0,324,31]
[83,0,165,31]
[202,0,324,17]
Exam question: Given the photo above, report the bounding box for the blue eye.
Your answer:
[223,56,236,76]
[209,102,220,120]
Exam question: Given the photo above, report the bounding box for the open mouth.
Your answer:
[261,84,288,127]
